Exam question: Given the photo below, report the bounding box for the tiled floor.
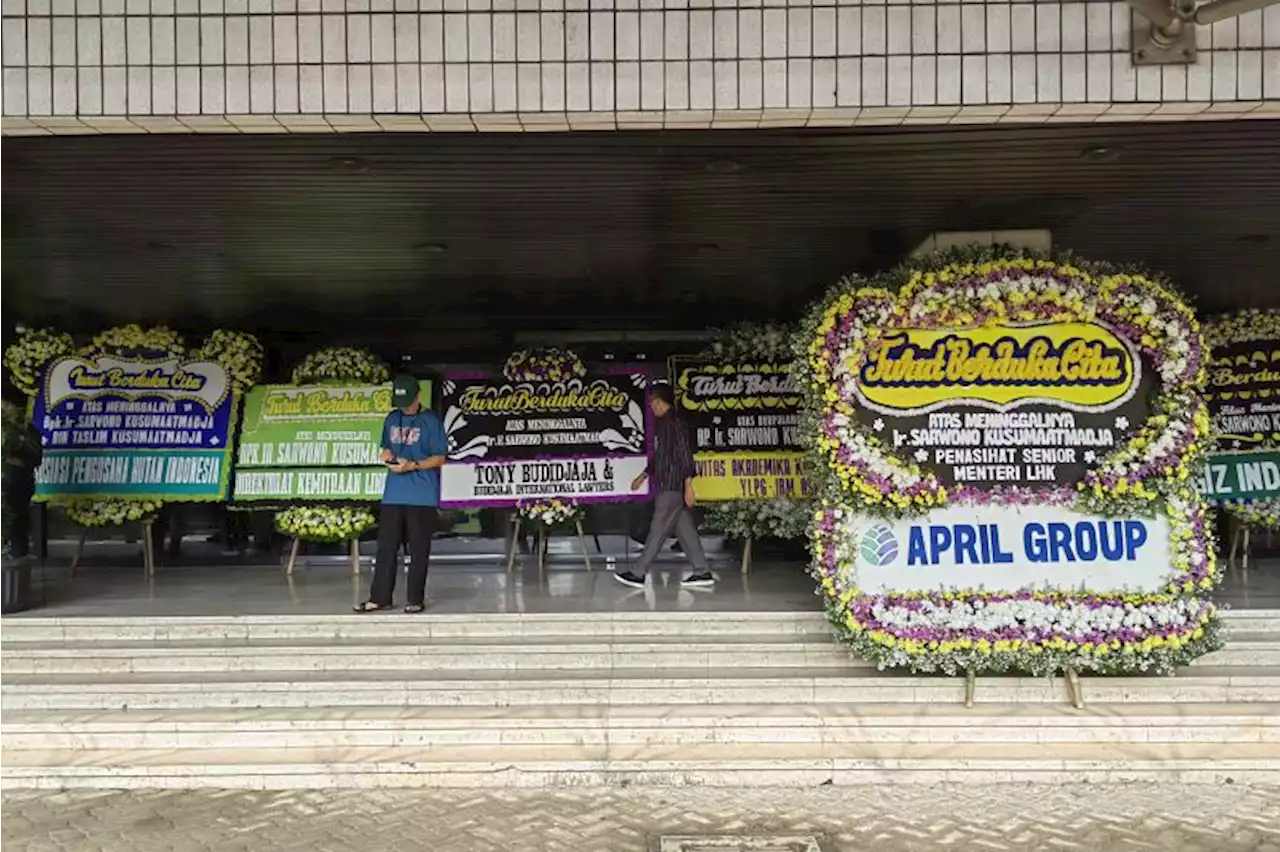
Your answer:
[4,785,1279,852]
[11,548,820,617]
[8,544,1280,618]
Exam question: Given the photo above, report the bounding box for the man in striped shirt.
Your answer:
[615,383,715,589]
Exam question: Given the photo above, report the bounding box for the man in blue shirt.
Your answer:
[355,374,449,614]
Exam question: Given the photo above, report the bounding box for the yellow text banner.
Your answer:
[693,452,815,501]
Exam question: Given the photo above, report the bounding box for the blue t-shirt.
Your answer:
[381,408,449,507]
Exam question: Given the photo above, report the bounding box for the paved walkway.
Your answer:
[5,785,1279,852]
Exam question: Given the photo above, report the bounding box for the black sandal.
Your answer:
[353,600,392,613]
[404,602,428,614]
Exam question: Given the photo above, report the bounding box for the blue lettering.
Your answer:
[1047,523,1076,562]
[1076,523,1098,560]
[954,525,979,565]
[908,527,929,565]
[1024,523,1048,562]
[929,526,952,563]
[1099,521,1124,560]
[1124,521,1147,560]
[991,526,1014,563]
[978,525,991,562]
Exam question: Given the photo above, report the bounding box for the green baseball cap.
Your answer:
[391,374,420,408]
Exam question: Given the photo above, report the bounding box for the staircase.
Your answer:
[3,610,1279,789]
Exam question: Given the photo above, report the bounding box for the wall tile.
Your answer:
[3,1,1276,122]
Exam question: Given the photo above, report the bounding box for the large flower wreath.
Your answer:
[3,326,264,531]
[274,347,391,542]
[697,324,814,544]
[1203,309,1280,531]
[796,247,1220,676]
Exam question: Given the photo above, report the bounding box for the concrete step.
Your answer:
[4,703,1277,751]
[5,741,1278,789]
[4,608,1268,645]
[1220,609,1280,634]
[0,635,859,675]
[0,612,832,644]
[4,632,1277,675]
[6,666,1280,710]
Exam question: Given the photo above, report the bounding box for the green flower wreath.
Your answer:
[65,499,163,528]
[275,505,377,543]
[274,347,390,543]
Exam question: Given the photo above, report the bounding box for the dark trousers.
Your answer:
[370,505,437,606]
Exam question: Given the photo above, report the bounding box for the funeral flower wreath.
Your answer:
[276,346,391,542]
[3,326,265,529]
[1203,309,1280,531]
[796,247,1220,676]
[699,324,814,544]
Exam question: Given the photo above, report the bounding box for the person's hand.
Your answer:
[631,473,648,491]
[684,481,696,508]
[379,448,394,463]
[389,460,414,474]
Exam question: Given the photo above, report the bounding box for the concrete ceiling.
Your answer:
[4,119,1278,357]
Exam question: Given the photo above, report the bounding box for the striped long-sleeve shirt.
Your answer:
[648,412,697,493]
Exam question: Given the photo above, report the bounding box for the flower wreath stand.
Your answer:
[275,505,377,576]
[696,323,812,576]
[508,499,592,574]
[705,499,812,576]
[64,500,163,577]
[270,347,389,577]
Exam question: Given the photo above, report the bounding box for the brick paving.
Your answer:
[5,785,1280,852]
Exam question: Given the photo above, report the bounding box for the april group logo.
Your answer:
[858,523,899,567]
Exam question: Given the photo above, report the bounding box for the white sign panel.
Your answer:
[847,504,1171,594]
[441,455,650,507]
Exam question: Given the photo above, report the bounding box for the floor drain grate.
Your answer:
[656,836,824,852]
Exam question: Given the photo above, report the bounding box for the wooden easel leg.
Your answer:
[1065,667,1084,709]
[1243,526,1252,572]
[286,536,301,575]
[350,538,361,576]
[964,669,976,709]
[538,530,546,574]
[142,520,155,577]
[576,519,591,571]
[1228,521,1241,572]
[70,529,88,576]
[741,537,753,575]
[507,517,521,573]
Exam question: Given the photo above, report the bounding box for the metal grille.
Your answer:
[1,0,1278,131]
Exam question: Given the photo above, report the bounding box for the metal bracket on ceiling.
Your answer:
[1129,0,1279,65]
